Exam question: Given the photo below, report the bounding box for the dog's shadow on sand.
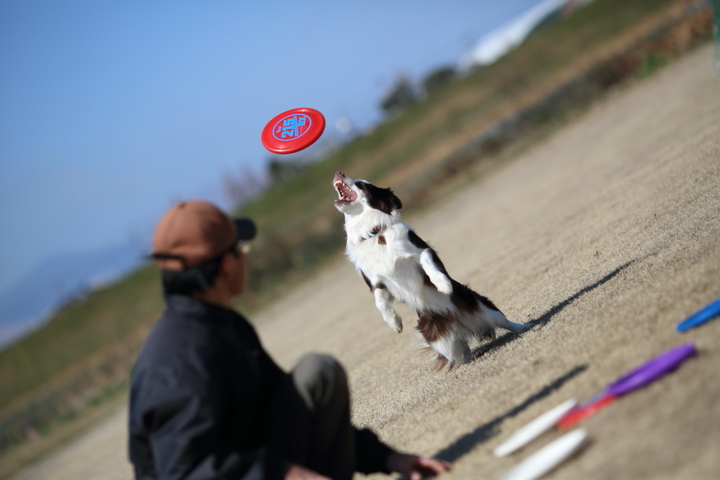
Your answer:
[432,363,588,464]
[472,260,635,361]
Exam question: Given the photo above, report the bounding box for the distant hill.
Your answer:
[0,242,143,349]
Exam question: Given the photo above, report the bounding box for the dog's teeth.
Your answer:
[333,181,356,204]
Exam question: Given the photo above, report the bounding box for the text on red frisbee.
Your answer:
[261,108,325,154]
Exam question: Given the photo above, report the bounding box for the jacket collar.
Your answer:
[165,294,240,322]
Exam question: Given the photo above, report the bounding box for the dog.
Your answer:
[332,172,531,366]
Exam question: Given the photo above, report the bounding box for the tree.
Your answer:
[380,74,416,115]
[267,157,306,185]
[422,66,457,95]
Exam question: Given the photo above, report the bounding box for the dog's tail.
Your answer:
[416,345,454,371]
[481,303,533,334]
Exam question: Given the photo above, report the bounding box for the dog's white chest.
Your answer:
[349,237,427,303]
[349,238,397,276]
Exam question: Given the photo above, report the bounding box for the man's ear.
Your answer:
[219,253,234,278]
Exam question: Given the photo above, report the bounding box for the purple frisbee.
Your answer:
[605,343,696,396]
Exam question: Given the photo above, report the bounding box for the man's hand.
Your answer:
[284,464,331,480]
[387,452,452,480]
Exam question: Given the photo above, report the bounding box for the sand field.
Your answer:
[11,43,720,480]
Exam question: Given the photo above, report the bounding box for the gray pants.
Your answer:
[265,353,356,480]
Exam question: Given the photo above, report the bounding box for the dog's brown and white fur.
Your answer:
[333,172,531,366]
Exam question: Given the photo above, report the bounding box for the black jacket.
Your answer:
[129,295,393,480]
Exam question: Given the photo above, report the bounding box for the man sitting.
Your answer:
[128,200,451,480]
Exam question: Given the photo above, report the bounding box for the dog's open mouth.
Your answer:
[334,173,357,205]
[334,180,357,205]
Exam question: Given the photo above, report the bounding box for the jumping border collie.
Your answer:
[333,172,531,367]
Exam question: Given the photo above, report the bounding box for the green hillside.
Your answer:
[0,0,713,474]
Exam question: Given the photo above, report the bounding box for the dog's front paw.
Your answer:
[433,276,453,295]
[383,311,403,333]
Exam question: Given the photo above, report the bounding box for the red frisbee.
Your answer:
[261,107,325,154]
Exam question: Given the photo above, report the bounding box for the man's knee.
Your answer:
[293,353,348,409]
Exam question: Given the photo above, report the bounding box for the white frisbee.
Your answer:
[498,428,588,480]
[494,398,578,457]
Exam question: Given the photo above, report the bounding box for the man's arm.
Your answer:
[353,428,451,479]
[353,427,397,474]
[387,453,452,480]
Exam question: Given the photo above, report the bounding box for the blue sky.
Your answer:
[0,0,542,293]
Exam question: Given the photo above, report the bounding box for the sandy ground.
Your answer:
[11,43,720,480]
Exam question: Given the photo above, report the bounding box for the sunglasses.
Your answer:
[237,240,252,255]
[226,239,252,256]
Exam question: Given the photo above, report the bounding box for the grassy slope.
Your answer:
[1,0,710,467]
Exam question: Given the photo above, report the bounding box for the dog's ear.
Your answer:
[356,181,403,214]
[389,189,402,210]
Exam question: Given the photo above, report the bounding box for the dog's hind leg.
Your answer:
[373,286,403,333]
[430,332,471,365]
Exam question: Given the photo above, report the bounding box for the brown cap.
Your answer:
[151,200,256,271]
